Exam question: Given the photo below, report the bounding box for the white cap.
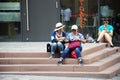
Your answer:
[71,25,78,30]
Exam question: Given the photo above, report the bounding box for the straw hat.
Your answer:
[55,22,65,31]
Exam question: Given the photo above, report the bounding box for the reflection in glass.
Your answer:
[0,2,20,10]
[0,12,20,22]
[60,0,98,39]
[0,0,21,42]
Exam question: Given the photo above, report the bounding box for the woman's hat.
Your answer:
[55,22,65,31]
[71,25,78,30]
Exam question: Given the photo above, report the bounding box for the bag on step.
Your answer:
[47,43,51,52]
[71,50,77,58]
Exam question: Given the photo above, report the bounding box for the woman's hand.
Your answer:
[109,30,113,36]
[57,37,65,42]
[103,30,107,33]
[74,38,80,41]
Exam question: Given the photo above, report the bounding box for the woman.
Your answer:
[49,22,66,59]
[57,25,86,65]
[96,21,114,47]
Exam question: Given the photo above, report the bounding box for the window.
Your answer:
[0,0,21,41]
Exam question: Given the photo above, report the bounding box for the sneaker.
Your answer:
[60,51,63,54]
[57,61,63,65]
[79,60,83,65]
[49,54,54,59]
[78,58,83,65]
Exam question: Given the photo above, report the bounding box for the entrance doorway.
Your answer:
[0,0,21,41]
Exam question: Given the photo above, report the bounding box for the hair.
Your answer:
[103,21,109,24]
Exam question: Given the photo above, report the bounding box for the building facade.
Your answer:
[0,0,120,42]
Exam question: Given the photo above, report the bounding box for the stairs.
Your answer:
[0,43,120,78]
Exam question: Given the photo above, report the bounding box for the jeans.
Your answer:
[51,42,64,54]
[61,46,82,59]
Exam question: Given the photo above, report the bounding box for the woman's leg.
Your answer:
[57,48,70,64]
[57,42,64,53]
[49,43,57,59]
[61,48,70,59]
[104,33,113,46]
[51,43,57,54]
[75,47,82,58]
[97,30,106,42]
[75,47,83,64]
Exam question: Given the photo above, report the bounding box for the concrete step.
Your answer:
[80,52,120,72]
[0,43,119,78]
[82,43,107,56]
[0,43,106,58]
[0,52,117,64]
[0,58,59,64]
[0,52,50,58]
[0,63,119,78]
[0,47,119,65]
[83,47,120,64]
[0,52,119,72]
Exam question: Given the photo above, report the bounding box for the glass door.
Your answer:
[0,0,21,41]
[60,0,99,40]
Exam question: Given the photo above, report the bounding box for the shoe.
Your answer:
[78,58,83,65]
[110,45,114,48]
[60,51,63,54]
[79,60,83,65]
[49,54,54,59]
[57,61,63,65]
[96,41,99,43]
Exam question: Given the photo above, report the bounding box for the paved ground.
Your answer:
[0,42,49,52]
[0,42,120,80]
[0,74,120,80]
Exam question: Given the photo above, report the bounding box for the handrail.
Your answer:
[26,0,29,31]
